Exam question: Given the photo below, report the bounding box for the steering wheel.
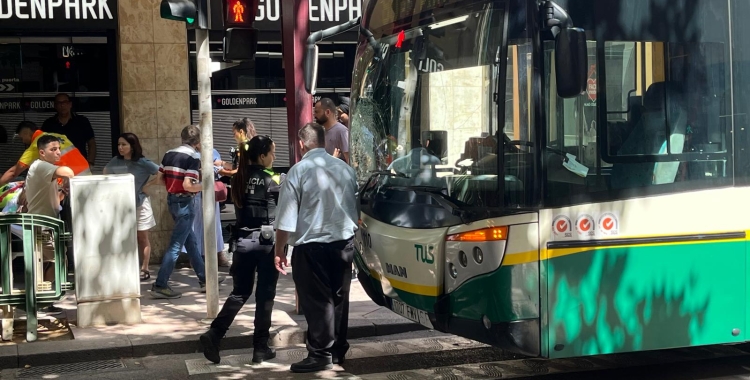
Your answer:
[508,140,534,148]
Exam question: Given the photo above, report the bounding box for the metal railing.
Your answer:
[0,214,74,342]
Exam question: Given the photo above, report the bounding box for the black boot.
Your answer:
[252,343,276,363]
[200,329,222,364]
[290,357,333,373]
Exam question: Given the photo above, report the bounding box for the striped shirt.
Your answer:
[160,145,201,194]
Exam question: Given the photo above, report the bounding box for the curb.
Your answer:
[1,321,429,369]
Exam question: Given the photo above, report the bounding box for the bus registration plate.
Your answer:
[391,299,434,329]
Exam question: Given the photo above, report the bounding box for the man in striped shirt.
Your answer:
[150,125,206,299]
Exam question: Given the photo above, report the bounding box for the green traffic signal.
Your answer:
[160,0,197,23]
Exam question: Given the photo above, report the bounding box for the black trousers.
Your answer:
[59,197,74,270]
[210,232,279,345]
[292,239,353,359]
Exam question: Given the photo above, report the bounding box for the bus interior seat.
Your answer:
[611,81,686,188]
[607,95,645,156]
[459,136,496,164]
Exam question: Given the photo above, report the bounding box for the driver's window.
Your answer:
[544,37,732,206]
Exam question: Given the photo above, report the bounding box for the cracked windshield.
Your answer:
[349,4,533,209]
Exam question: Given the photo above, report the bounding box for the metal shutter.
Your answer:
[190,107,290,167]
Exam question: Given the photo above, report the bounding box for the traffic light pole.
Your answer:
[196,28,219,319]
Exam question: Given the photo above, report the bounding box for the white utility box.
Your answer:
[69,174,142,327]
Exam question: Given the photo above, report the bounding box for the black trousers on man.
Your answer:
[210,232,279,345]
[292,239,353,359]
[59,197,74,272]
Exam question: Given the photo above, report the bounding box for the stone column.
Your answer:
[117,0,191,263]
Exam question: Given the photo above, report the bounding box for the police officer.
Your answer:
[200,135,284,364]
[218,118,258,177]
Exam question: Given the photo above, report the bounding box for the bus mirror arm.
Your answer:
[305,16,380,94]
[542,1,573,39]
[541,1,588,98]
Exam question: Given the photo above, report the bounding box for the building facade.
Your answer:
[0,0,356,262]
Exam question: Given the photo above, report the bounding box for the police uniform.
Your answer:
[206,164,283,357]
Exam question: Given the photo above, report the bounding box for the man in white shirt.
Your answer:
[274,123,358,373]
[24,134,75,314]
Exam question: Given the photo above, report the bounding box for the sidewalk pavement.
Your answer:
[0,263,425,369]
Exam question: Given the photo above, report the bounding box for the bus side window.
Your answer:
[544,39,732,206]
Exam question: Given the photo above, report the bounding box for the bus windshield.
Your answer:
[349,2,531,213]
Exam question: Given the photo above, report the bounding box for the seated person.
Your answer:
[23,135,76,315]
[388,140,442,175]
[0,121,90,187]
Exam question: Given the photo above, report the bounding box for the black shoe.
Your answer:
[40,305,64,315]
[290,357,333,373]
[252,346,276,363]
[332,356,345,365]
[200,330,222,364]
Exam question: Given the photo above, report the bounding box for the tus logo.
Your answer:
[415,244,435,264]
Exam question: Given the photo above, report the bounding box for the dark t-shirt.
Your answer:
[235,165,283,230]
[41,114,95,159]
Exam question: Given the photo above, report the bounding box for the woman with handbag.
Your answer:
[200,135,284,365]
[181,148,231,268]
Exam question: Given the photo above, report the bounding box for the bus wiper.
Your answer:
[387,185,477,223]
[371,170,407,178]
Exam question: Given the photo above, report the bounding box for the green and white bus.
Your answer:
[306,0,750,359]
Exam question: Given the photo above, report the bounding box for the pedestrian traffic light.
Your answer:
[160,0,197,24]
[224,0,254,27]
[224,28,258,61]
[221,0,257,61]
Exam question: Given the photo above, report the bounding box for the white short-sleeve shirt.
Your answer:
[275,148,358,246]
[26,160,61,218]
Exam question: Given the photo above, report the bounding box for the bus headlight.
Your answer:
[449,263,458,278]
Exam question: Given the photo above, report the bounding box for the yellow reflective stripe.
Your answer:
[544,236,746,261]
[501,250,537,266]
[370,270,441,297]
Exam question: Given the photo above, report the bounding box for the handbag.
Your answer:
[214,180,228,203]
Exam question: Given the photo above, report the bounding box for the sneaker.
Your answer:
[150,286,182,299]
[39,305,64,315]
[199,276,226,292]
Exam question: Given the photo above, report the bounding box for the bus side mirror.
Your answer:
[555,27,587,98]
[304,44,319,94]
